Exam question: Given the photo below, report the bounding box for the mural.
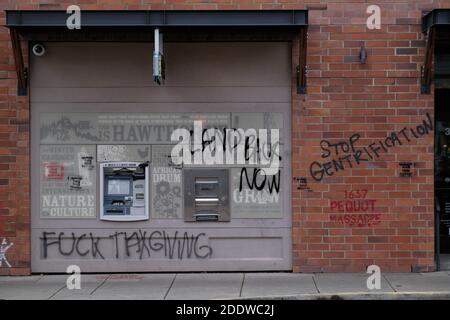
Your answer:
[40,113,230,144]
[97,145,151,162]
[231,168,282,218]
[38,112,286,221]
[151,145,183,219]
[40,145,96,219]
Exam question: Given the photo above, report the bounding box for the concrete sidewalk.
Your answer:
[1,272,450,300]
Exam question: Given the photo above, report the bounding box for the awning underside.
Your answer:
[422,9,450,93]
[5,10,308,97]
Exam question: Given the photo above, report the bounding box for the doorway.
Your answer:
[435,89,450,270]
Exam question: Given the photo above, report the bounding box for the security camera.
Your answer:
[32,43,46,57]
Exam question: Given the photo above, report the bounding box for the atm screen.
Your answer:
[107,179,131,195]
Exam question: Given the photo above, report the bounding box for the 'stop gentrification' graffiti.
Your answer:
[310,113,433,182]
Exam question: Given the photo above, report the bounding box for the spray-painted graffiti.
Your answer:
[310,113,433,182]
[330,214,382,227]
[330,190,380,227]
[231,168,282,218]
[41,230,213,260]
[399,162,414,177]
[0,238,13,268]
[293,177,312,192]
[239,168,281,194]
[171,121,281,175]
[330,189,377,213]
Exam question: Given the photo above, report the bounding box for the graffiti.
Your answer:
[0,238,13,268]
[399,162,414,177]
[344,189,368,199]
[42,230,213,260]
[330,190,380,226]
[330,214,382,227]
[171,121,281,175]
[239,167,281,194]
[331,200,377,213]
[203,127,282,164]
[310,113,433,182]
[231,168,282,218]
[293,177,312,192]
[331,189,377,213]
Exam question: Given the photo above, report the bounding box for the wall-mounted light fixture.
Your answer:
[153,28,165,85]
[359,46,368,64]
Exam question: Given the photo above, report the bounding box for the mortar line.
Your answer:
[239,273,246,297]
[90,274,111,295]
[312,274,320,293]
[164,273,177,300]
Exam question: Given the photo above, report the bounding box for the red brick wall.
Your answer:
[1,0,449,275]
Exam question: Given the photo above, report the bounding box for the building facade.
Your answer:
[1,0,450,275]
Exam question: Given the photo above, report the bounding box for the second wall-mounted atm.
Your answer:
[184,169,230,222]
[100,162,149,221]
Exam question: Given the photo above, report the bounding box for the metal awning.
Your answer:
[422,9,450,33]
[6,10,308,96]
[421,9,450,94]
[7,10,307,28]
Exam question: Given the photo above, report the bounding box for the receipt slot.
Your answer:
[100,162,149,221]
[184,169,230,222]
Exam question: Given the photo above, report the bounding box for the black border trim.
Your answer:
[6,10,308,29]
[423,9,450,33]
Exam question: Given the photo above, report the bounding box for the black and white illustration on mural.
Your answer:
[231,168,282,219]
[40,113,230,144]
[97,145,151,162]
[153,181,182,219]
[40,116,99,142]
[40,145,97,219]
[0,238,13,268]
[151,145,183,219]
[77,146,94,188]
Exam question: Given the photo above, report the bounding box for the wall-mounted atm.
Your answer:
[100,162,149,221]
[184,169,230,222]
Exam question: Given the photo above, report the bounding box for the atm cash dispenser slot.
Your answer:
[100,162,149,221]
[184,169,230,222]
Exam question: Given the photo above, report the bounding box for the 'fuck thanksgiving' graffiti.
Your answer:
[42,230,213,260]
